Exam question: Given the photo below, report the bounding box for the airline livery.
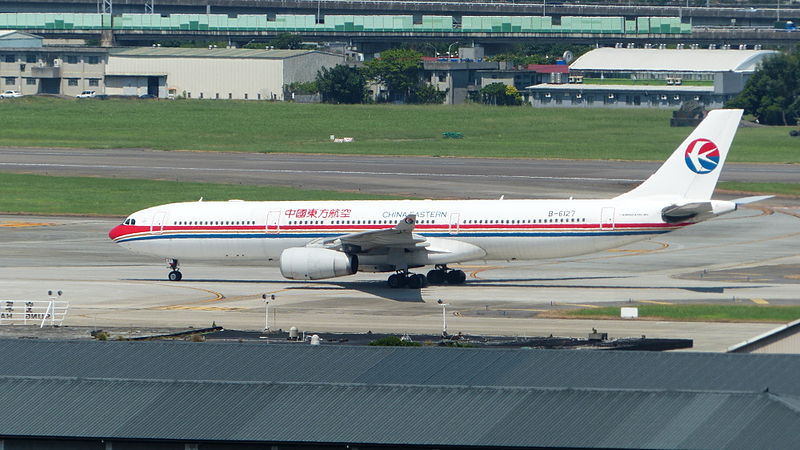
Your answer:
[109,109,765,289]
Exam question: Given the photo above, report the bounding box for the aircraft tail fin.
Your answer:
[617,109,743,200]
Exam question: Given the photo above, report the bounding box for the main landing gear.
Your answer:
[167,259,182,281]
[386,265,466,289]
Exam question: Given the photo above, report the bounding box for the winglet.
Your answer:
[395,214,416,232]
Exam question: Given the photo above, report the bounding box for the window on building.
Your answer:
[88,79,99,87]
[5,77,16,86]
[26,78,36,85]
[67,78,79,86]
[66,55,78,64]
[26,55,37,64]
[88,56,99,64]
[438,73,446,82]
[4,55,15,63]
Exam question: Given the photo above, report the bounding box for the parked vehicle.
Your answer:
[0,90,23,98]
[76,90,96,98]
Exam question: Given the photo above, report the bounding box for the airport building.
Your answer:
[106,47,344,100]
[0,30,106,96]
[1,339,799,449]
[528,47,777,109]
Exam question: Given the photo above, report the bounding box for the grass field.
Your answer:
[0,97,797,163]
[560,304,800,323]
[0,172,402,216]
[583,78,713,86]
[718,182,800,197]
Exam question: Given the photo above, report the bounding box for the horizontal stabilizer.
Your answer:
[733,195,774,205]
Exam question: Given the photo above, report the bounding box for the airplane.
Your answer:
[109,109,769,289]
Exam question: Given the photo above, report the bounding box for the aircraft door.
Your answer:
[151,212,167,234]
[266,210,281,234]
[449,212,460,235]
[600,207,615,230]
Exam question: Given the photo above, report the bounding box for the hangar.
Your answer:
[1,339,799,449]
[529,47,777,109]
[105,47,344,100]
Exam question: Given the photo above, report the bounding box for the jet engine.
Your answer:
[279,247,358,280]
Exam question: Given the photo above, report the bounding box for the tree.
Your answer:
[410,84,447,104]
[270,33,305,50]
[480,82,522,106]
[727,46,800,125]
[315,65,366,104]
[363,48,423,102]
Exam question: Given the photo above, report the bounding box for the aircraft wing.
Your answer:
[320,214,427,252]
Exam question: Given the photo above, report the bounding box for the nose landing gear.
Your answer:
[167,259,182,281]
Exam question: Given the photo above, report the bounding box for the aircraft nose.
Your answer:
[108,224,126,241]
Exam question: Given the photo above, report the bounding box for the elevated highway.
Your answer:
[16,27,800,48]
[3,0,799,28]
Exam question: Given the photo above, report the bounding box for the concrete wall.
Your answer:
[283,52,344,88]
[0,48,105,96]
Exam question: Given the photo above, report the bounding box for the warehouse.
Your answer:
[105,47,344,100]
[528,47,777,109]
[1,339,799,449]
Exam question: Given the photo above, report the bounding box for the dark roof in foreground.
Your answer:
[2,377,799,449]
[1,339,799,394]
[2,339,800,448]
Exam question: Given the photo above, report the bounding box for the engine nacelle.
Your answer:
[279,247,358,280]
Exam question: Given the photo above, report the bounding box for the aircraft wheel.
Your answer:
[426,269,445,284]
[387,273,405,289]
[168,270,183,281]
[445,270,466,284]
[406,274,426,289]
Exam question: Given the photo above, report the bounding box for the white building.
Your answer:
[105,47,344,100]
[528,47,778,109]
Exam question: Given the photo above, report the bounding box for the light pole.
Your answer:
[447,41,460,58]
[262,294,275,332]
[437,299,449,337]
[44,290,62,328]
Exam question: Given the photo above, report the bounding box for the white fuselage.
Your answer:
[109,197,702,271]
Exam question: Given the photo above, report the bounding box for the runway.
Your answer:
[1,146,799,199]
[2,201,798,352]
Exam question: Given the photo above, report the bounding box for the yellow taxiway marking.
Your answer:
[554,303,600,308]
[0,221,55,228]
[639,300,673,305]
[750,298,770,305]
[154,305,244,311]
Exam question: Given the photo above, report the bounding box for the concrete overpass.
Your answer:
[3,0,799,28]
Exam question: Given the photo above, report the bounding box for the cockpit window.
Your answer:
[123,218,136,226]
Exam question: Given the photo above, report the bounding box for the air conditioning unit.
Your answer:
[673,95,680,100]
[544,93,551,98]
[53,59,61,67]
[575,93,582,99]
[660,95,668,100]
[608,94,615,99]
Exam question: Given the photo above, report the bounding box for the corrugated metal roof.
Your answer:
[108,47,320,59]
[570,48,778,73]
[0,377,798,448]
[1,339,799,395]
[729,318,800,353]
